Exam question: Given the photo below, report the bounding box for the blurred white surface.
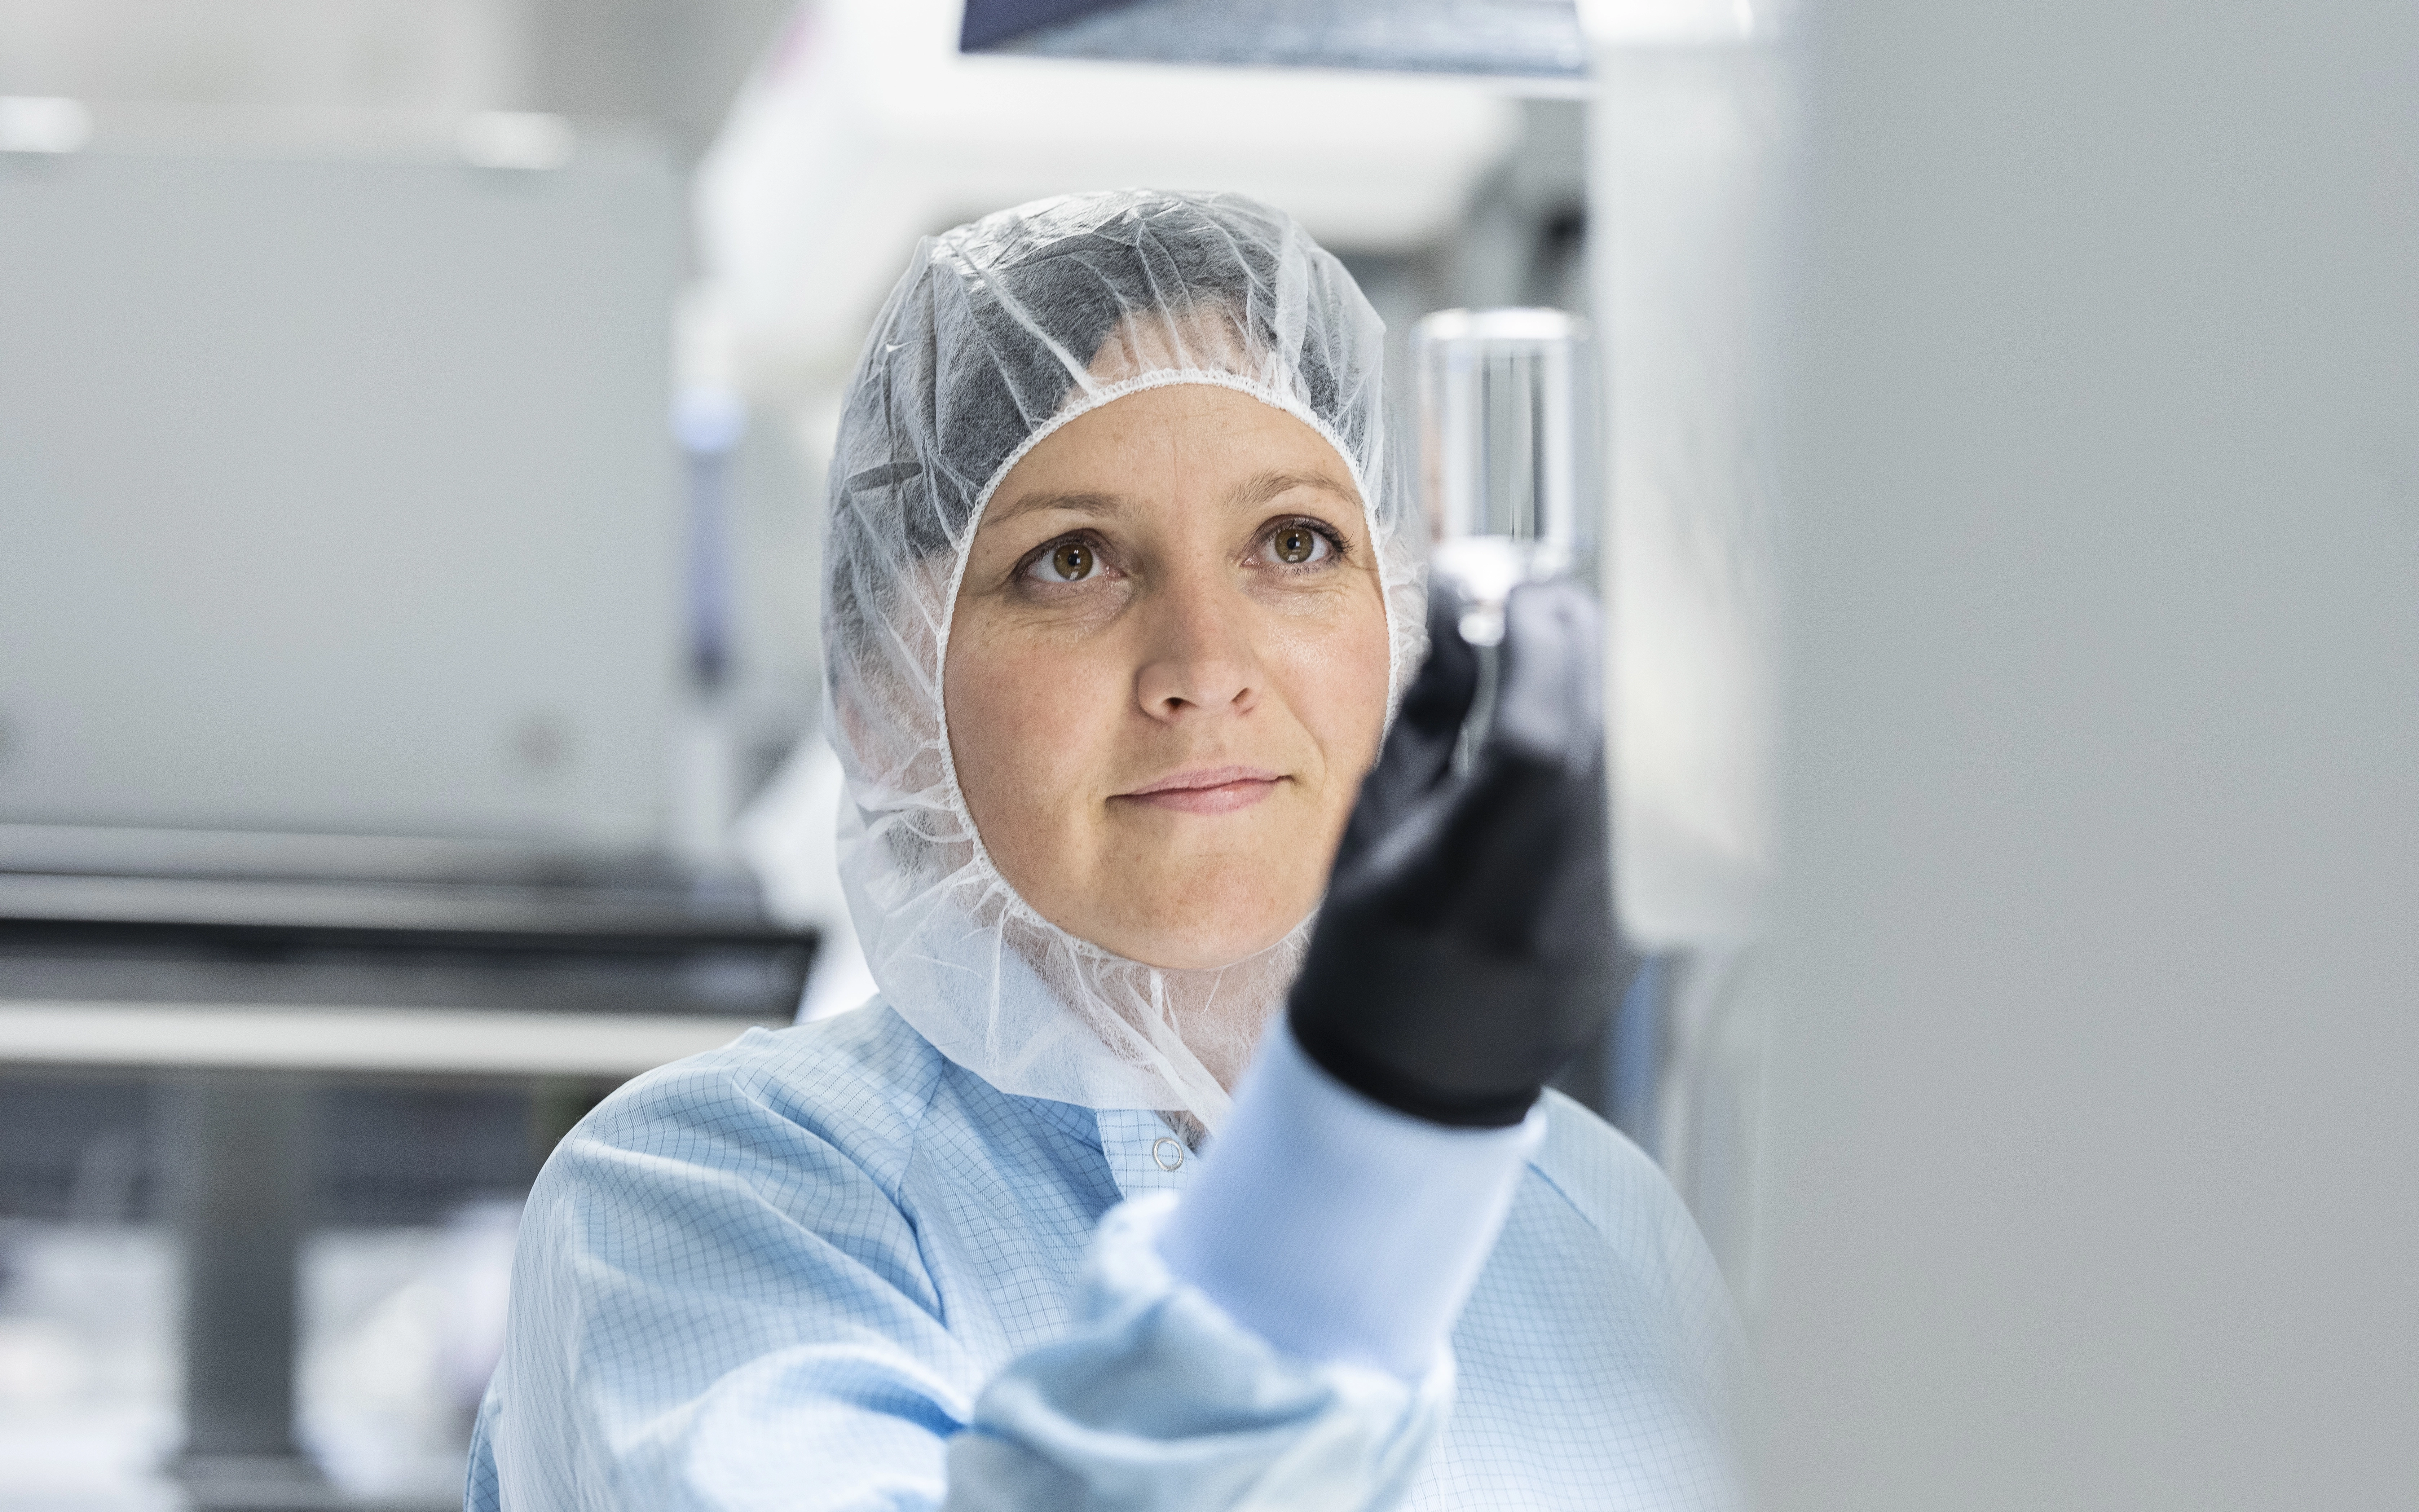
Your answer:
[1754,0,2419,1505]
[0,94,90,153]
[0,1216,522,1511]
[0,147,680,847]
[0,1225,178,1512]
[454,109,574,170]
[299,1208,519,1498]
[0,0,520,116]
[736,736,874,1023]
[1586,3,1798,951]
[0,1004,759,1076]
[696,0,1524,397]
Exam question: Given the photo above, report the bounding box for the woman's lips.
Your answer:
[1115,765,1286,815]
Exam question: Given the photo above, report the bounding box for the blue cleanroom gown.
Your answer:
[465,1002,1747,1511]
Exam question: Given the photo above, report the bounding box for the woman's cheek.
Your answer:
[960,631,1119,807]
[1276,601,1392,741]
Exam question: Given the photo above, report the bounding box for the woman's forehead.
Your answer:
[987,383,1363,525]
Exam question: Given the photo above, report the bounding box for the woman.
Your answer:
[468,190,1746,1511]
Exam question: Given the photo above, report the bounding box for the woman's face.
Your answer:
[944,383,1393,971]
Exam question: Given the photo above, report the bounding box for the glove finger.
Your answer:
[1484,580,1603,777]
[1423,741,1607,955]
[1332,578,1481,870]
[1414,582,1608,952]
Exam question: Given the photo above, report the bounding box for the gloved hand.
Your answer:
[1288,578,1616,1128]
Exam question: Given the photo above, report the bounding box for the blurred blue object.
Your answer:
[1609,954,1665,1158]
[674,387,748,692]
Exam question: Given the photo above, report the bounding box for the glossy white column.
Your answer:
[1757,0,2419,1506]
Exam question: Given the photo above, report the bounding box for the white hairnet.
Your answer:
[824,189,1424,1128]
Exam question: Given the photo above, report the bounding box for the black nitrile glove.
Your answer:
[1288,578,1616,1128]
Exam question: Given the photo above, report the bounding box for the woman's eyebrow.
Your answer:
[987,490,1126,526]
[1230,469,1358,512]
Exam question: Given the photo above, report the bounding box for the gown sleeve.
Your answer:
[937,1028,1539,1512]
[940,1195,1454,1512]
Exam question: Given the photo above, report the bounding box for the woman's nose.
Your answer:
[1133,573,1263,722]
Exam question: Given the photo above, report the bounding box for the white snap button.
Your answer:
[1151,1136,1185,1171]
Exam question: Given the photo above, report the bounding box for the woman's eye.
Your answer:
[1030,539,1098,582]
[1266,524,1331,566]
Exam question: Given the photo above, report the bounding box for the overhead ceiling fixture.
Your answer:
[959,0,1588,81]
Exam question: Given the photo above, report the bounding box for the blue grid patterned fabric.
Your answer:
[467,1002,1748,1511]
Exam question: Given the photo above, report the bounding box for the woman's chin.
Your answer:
[1085,906,1306,974]
[997,845,1329,972]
